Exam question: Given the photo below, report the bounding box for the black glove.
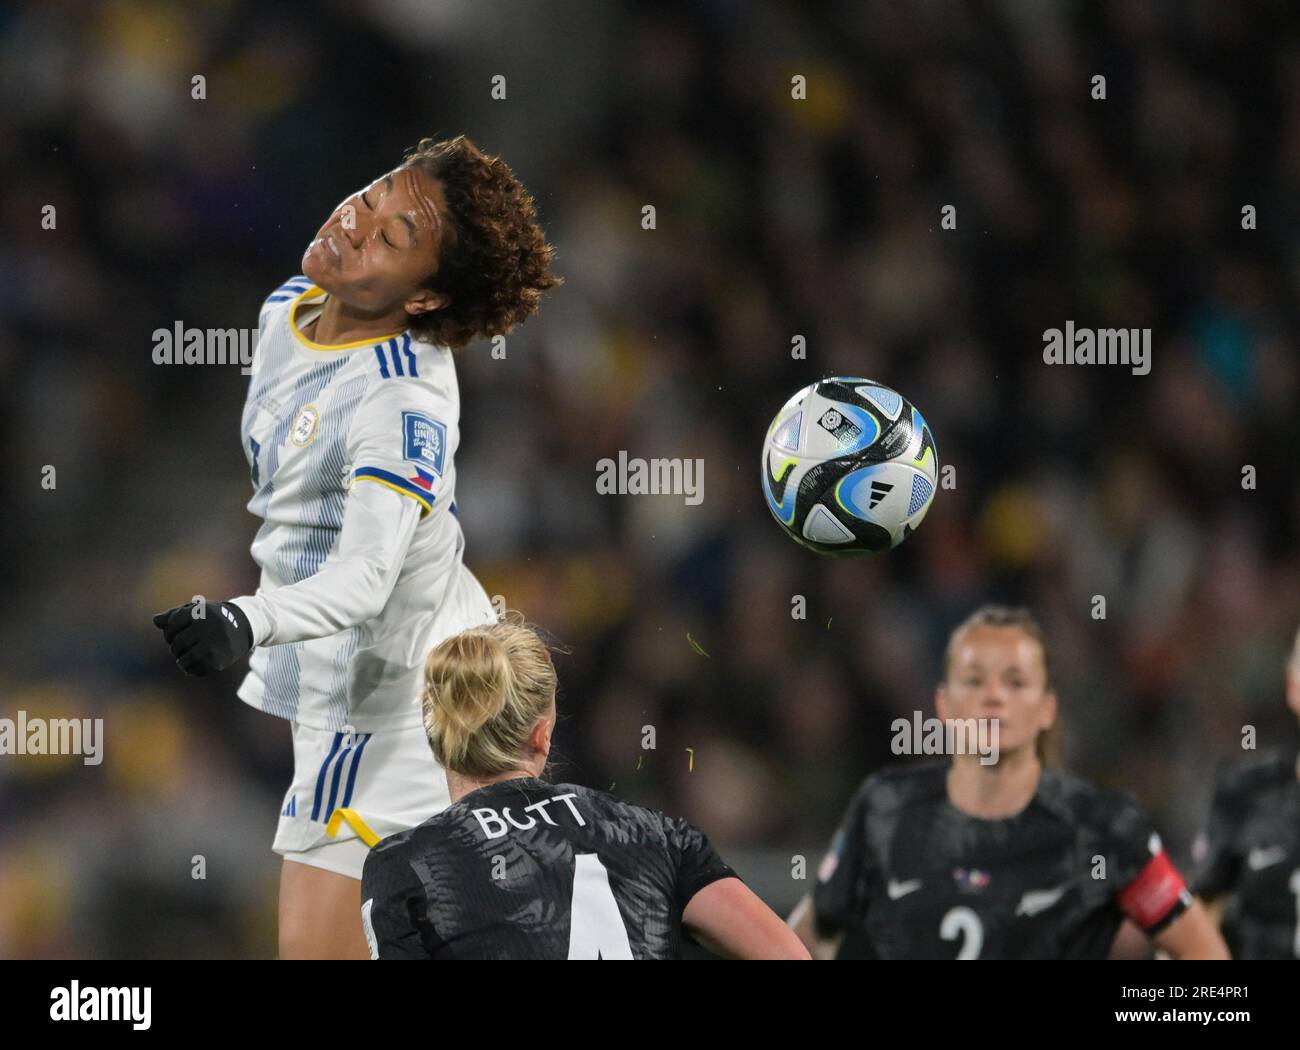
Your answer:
[153,600,254,676]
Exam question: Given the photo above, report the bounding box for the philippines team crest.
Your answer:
[290,404,321,446]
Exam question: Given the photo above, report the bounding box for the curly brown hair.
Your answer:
[400,135,561,349]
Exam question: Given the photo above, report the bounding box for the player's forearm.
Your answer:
[1200,895,1225,929]
[1152,900,1231,959]
[237,558,393,645]
[236,482,421,647]
[683,878,811,959]
[1107,918,1154,959]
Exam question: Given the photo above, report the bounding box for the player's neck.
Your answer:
[946,750,1041,820]
[447,767,542,805]
[306,294,409,346]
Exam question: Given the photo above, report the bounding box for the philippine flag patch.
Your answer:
[408,466,435,492]
[402,411,447,476]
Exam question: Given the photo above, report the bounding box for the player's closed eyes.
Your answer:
[358,190,397,248]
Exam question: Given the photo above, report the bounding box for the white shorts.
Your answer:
[273,720,449,879]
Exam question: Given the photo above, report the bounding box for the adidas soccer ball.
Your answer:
[761,377,938,555]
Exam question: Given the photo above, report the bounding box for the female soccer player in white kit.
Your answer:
[154,135,561,958]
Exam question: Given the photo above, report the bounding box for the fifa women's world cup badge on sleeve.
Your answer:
[403,411,447,473]
[402,411,447,496]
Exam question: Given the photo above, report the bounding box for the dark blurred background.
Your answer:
[2,0,1299,957]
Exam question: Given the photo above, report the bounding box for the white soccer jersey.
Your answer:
[232,276,496,733]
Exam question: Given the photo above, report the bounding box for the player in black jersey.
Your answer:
[360,612,809,959]
[788,605,1228,959]
[1192,625,1300,958]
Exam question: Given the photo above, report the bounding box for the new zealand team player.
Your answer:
[788,606,1229,959]
[361,614,809,959]
[154,136,561,958]
[1192,622,1300,958]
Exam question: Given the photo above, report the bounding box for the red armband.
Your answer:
[1116,849,1187,930]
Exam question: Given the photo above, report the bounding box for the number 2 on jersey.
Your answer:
[940,906,984,959]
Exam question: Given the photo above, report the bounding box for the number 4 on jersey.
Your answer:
[567,853,634,960]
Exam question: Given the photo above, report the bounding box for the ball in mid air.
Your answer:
[761,377,938,555]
